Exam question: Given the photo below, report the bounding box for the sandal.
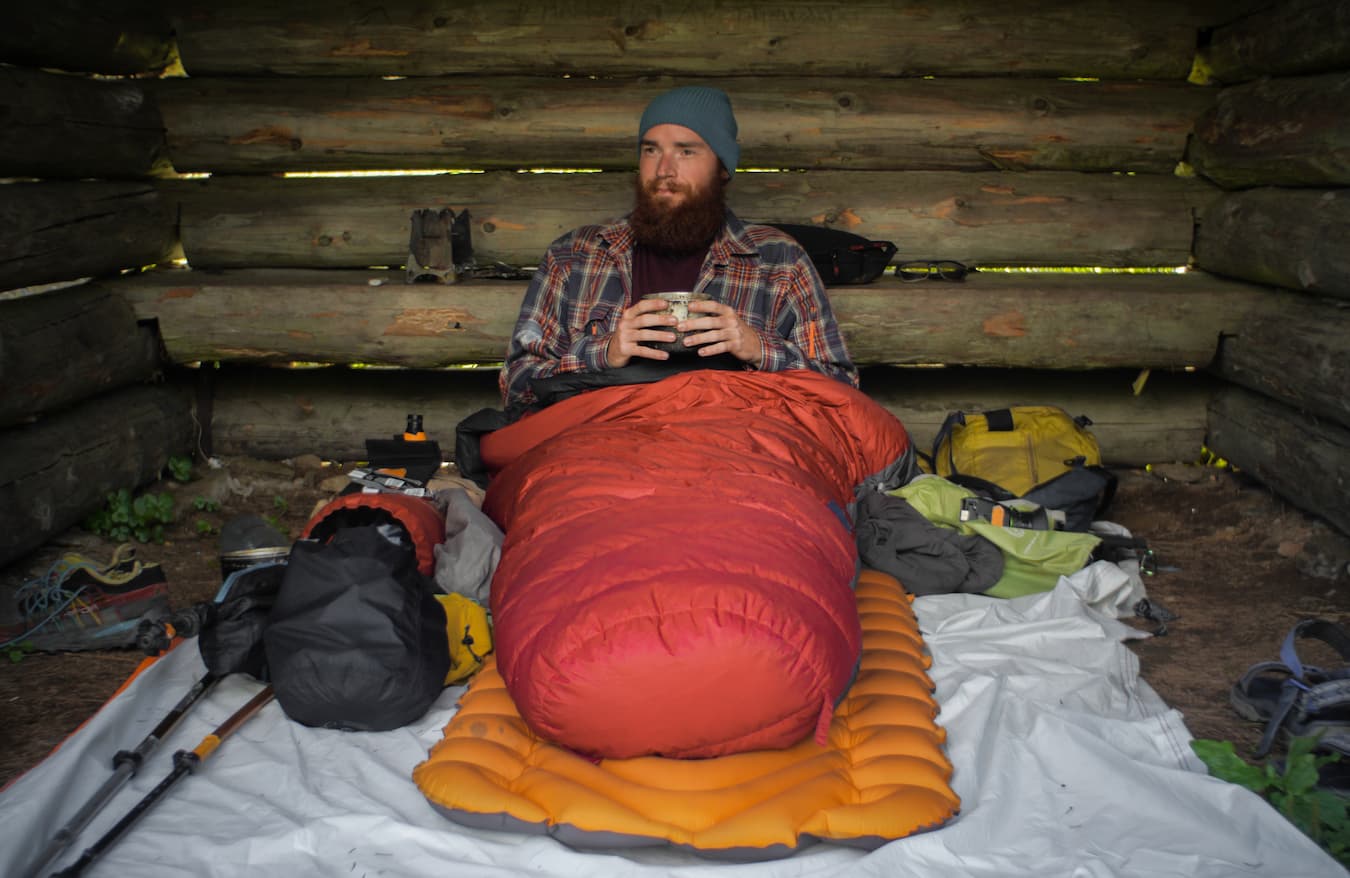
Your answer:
[1230,619,1350,764]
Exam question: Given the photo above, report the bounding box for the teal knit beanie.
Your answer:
[637,86,740,174]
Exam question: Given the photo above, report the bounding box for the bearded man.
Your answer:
[500,86,857,410]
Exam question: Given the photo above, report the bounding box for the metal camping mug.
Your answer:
[641,291,710,353]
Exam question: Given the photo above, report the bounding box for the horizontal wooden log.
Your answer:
[0,182,178,292]
[193,364,501,462]
[1201,0,1350,85]
[168,170,1217,270]
[194,363,1212,467]
[1189,72,1350,189]
[167,0,1239,80]
[0,67,168,180]
[119,269,520,366]
[0,383,194,569]
[833,272,1271,370]
[1213,292,1350,432]
[1208,385,1350,538]
[1195,188,1350,300]
[866,366,1215,466]
[155,75,1210,175]
[0,285,163,428]
[3,0,174,75]
[113,268,1272,370]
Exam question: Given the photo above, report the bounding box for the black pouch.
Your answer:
[766,223,897,285]
[200,562,287,680]
[264,525,450,731]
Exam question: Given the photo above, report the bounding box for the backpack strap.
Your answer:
[929,410,968,477]
[947,473,1018,502]
[1087,464,1118,519]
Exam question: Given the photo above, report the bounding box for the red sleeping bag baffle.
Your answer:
[480,369,911,759]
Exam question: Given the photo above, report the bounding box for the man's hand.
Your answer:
[679,300,764,364]
[604,298,678,368]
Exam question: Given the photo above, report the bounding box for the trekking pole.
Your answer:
[17,672,220,878]
[50,685,275,878]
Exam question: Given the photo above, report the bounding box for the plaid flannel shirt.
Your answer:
[500,210,858,409]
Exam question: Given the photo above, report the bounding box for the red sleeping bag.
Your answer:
[481,369,911,759]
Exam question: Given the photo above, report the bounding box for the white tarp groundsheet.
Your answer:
[1,562,1341,877]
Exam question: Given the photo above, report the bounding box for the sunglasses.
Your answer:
[896,261,974,282]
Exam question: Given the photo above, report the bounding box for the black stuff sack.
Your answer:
[200,561,287,680]
[767,223,897,285]
[264,524,450,731]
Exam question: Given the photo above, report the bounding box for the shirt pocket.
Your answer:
[580,304,616,339]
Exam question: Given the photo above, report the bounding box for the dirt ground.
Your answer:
[2,457,1348,791]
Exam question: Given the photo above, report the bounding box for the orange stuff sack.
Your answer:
[413,569,959,858]
[301,491,444,577]
[478,370,911,760]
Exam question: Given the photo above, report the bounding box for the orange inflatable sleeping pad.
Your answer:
[413,569,960,859]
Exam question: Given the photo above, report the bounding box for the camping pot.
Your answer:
[219,514,291,578]
[220,546,291,579]
[641,291,710,353]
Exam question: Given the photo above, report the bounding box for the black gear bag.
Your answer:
[767,223,897,286]
[264,524,450,731]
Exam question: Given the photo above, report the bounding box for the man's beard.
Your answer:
[628,174,727,254]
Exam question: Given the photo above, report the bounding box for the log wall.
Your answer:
[164,0,1245,79]
[0,286,163,428]
[155,76,1210,174]
[1200,0,1350,85]
[0,384,193,568]
[3,0,1349,565]
[198,364,1211,467]
[112,268,1270,371]
[1189,3,1350,535]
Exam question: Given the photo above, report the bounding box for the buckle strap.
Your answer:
[1280,618,1350,680]
[1300,677,1350,716]
[1255,680,1305,758]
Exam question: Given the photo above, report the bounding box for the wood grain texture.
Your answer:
[0,182,178,291]
[1208,384,1350,537]
[0,286,162,427]
[1202,0,1350,84]
[112,268,1271,370]
[155,75,1209,174]
[1195,188,1350,299]
[0,384,193,568]
[166,170,1218,270]
[1190,72,1350,188]
[192,362,1213,466]
[0,67,168,180]
[168,0,1235,79]
[1212,291,1350,431]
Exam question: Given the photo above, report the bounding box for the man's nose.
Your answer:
[655,151,677,177]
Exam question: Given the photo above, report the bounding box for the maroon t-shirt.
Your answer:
[630,245,706,306]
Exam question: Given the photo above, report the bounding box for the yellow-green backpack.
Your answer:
[926,406,1116,531]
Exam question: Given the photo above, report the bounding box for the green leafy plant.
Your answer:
[166,455,194,483]
[1192,736,1349,865]
[6,640,35,664]
[83,488,176,544]
[265,494,289,532]
[195,518,217,536]
[193,496,221,513]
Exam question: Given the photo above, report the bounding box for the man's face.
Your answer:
[638,123,725,209]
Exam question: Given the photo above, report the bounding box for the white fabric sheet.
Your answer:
[2,562,1341,878]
